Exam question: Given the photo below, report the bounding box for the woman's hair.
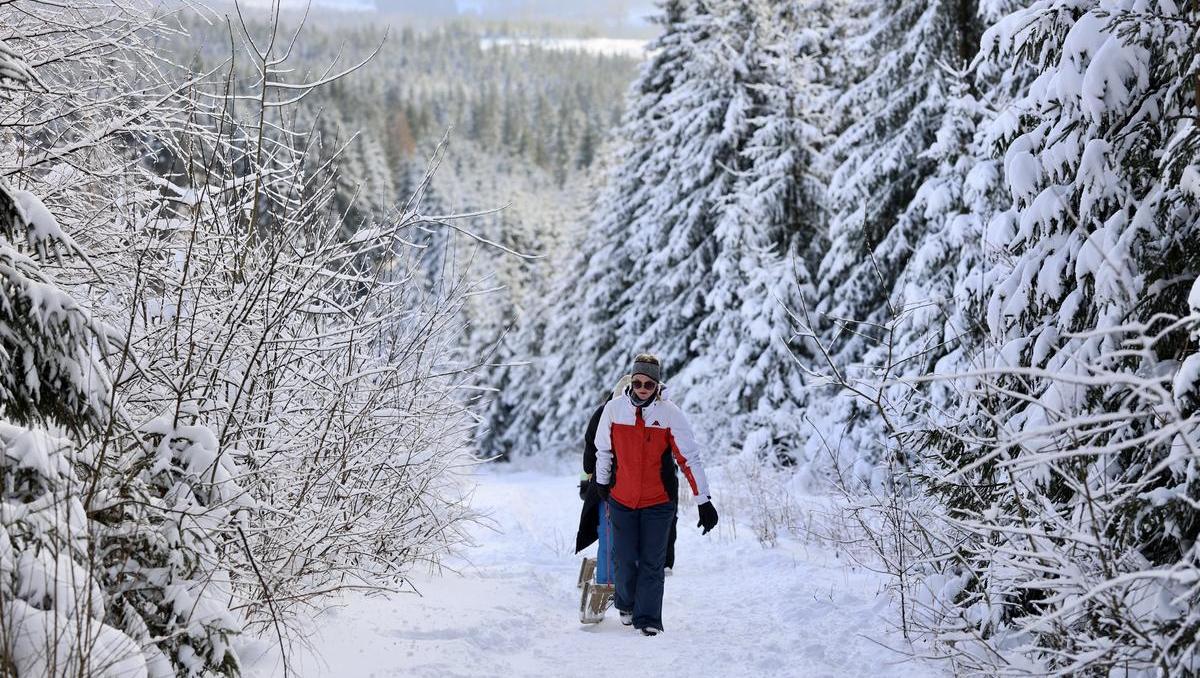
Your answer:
[633,353,660,365]
[611,374,632,400]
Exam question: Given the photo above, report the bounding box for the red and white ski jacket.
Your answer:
[594,395,710,509]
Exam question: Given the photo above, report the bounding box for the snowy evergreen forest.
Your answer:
[1,0,1199,675]
[484,0,1200,675]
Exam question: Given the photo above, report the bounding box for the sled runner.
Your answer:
[577,556,596,589]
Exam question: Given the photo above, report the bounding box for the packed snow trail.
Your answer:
[243,467,944,678]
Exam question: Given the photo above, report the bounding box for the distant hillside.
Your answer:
[372,0,458,16]
[374,0,658,36]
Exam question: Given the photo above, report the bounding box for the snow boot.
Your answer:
[579,581,614,624]
[618,609,633,626]
[640,626,662,637]
[577,557,596,589]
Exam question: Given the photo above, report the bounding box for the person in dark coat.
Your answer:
[576,379,624,556]
[574,399,608,554]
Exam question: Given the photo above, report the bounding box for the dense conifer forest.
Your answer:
[1,0,1197,675]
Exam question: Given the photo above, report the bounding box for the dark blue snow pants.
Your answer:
[608,499,675,630]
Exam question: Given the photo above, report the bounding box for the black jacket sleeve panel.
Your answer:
[661,448,679,503]
[583,404,605,475]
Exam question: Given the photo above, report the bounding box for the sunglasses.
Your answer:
[631,379,658,390]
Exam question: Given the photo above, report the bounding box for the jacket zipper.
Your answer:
[635,405,645,508]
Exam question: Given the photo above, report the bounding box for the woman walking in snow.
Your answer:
[593,354,719,636]
[577,377,680,571]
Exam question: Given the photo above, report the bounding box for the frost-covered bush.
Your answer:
[1,1,485,675]
[110,26,482,631]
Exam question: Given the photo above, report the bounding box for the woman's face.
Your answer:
[631,376,658,397]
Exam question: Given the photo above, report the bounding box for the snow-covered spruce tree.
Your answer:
[683,0,832,467]
[90,419,246,678]
[483,0,830,461]
[608,0,777,420]
[414,140,577,365]
[479,0,710,459]
[473,142,610,461]
[875,0,1034,487]
[813,43,1029,481]
[805,0,989,481]
[800,32,1033,648]
[896,3,1200,673]
[0,98,119,675]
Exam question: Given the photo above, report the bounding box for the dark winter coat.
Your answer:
[575,399,678,553]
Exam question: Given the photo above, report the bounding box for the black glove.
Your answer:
[697,501,718,535]
[578,480,589,501]
[594,481,611,501]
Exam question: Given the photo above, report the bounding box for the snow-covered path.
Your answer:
[244,468,943,678]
